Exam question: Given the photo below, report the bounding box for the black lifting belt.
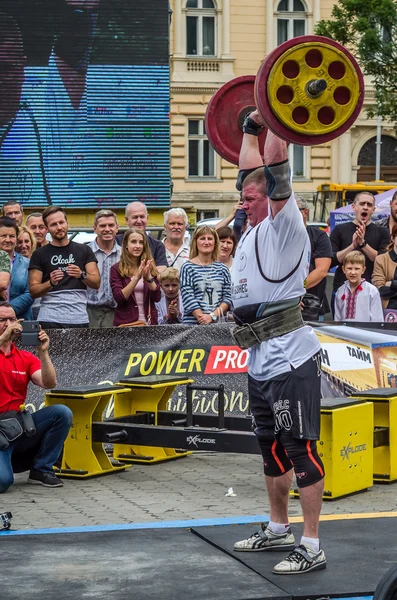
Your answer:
[232,298,304,349]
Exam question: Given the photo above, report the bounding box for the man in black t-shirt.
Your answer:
[28,207,100,328]
[297,198,332,319]
[330,192,390,314]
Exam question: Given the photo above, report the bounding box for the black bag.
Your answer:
[301,293,321,321]
[0,412,24,450]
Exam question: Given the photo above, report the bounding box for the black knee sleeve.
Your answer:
[257,438,293,477]
[279,434,324,488]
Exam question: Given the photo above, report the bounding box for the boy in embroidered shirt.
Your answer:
[334,251,383,322]
[155,267,183,324]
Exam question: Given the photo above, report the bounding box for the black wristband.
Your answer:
[146,278,155,283]
[242,114,264,137]
[358,241,367,249]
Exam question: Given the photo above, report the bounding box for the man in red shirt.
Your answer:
[0,301,72,491]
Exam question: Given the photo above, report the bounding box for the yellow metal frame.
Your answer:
[360,395,397,482]
[268,42,360,135]
[114,378,193,464]
[45,387,132,479]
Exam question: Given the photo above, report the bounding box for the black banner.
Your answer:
[23,324,250,417]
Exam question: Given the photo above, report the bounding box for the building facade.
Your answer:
[169,0,397,221]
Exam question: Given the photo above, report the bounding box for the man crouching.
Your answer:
[0,302,72,491]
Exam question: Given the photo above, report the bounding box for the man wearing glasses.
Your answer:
[0,301,72,492]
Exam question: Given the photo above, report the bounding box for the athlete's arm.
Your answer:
[238,110,264,171]
[263,130,290,218]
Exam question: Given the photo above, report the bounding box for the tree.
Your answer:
[315,0,397,124]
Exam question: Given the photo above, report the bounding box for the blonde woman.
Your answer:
[110,228,161,326]
[180,225,232,325]
[17,226,36,259]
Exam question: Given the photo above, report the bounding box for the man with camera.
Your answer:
[0,301,72,492]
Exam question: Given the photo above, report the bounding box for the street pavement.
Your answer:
[3,452,397,531]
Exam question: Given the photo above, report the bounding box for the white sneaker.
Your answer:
[273,544,326,574]
[234,523,295,552]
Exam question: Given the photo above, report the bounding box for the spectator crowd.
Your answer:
[0,191,396,328]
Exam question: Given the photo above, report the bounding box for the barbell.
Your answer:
[205,35,365,165]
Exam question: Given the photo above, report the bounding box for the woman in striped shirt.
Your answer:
[180,226,232,325]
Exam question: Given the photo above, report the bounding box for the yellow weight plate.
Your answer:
[267,42,360,136]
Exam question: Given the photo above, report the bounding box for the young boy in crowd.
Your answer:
[156,267,183,324]
[334,251,384,322]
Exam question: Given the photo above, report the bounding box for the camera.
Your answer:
[0,512,12,531]
[21,320,40,346]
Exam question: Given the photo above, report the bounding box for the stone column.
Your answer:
[266,0,274,55]
[173,0,183,56]
[338,130,352,183]
[313,0,320,29]
[222,0,231,57]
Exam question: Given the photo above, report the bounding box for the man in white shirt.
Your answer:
[163,208,190,270]
[87,209,121,328]
[231,112,325,575]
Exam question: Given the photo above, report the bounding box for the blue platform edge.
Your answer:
[1,513,270,536]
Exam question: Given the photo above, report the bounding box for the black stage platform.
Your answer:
[1,517,395,600]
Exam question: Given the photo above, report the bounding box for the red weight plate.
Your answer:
[205,76,267,165]
[255,35,365,146]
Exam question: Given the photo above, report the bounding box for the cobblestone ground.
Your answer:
[3,452,397,531]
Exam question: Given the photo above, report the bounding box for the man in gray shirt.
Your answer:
[29,206,100,328]
[87,209,121,328]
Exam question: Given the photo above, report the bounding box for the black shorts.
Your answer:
[248,353,322,441]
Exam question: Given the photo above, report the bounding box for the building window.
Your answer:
[277,0,307,45]
[188,120,216,177]
[186,0,216,56]
[289,144,305,178]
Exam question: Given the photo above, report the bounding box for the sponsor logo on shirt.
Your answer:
[51,254,76,266]
[231,279,248,300]
[237,251,248,272]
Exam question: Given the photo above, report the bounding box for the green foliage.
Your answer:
[315,0,397,124]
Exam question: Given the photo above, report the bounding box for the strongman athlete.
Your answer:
[231,111,325,574]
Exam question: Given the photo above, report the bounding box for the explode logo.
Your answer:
[186,435,216,448]
[340,442,367,461]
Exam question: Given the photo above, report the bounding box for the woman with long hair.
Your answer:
[373,224,397,311]
[110,228,161,326]
[180,225,232,325]
[17,225,36,259]
[217,226,237,271]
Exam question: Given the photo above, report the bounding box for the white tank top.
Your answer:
[231,193,320,380]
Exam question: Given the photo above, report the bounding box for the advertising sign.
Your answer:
[23,324,397,415]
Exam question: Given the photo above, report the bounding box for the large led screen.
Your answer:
[0,0,170,209]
